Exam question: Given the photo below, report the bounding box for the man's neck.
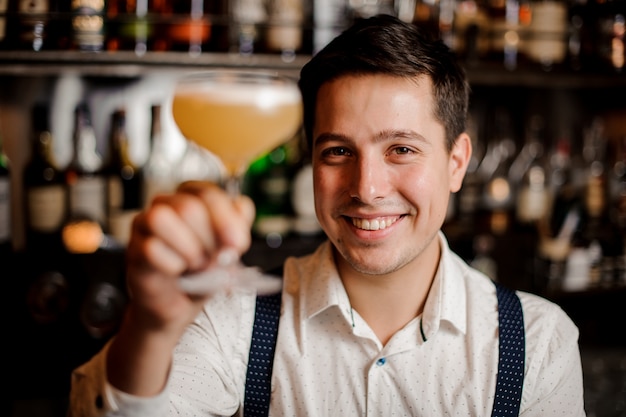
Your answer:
[337,241,440,346]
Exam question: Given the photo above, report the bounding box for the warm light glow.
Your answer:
[62,219,103,253]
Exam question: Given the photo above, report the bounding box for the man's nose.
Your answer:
[349,154,390,204]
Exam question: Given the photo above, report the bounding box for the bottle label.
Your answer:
[266,0,303,52]
[69,176,107,225]
[72,0,105,51]
[516,186,548,222]
[526,1,567,64]
[27,185,66,232]
[0,177,10,242]
[108,176,123,210]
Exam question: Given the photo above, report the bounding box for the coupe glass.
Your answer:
[171,69,303,295]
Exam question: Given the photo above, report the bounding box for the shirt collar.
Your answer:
[287,232,468,338]
[420,232,468,339]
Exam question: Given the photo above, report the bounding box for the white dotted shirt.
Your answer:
[70,232,585,416]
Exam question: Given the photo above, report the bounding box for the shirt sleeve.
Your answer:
[520,293,586,417]
[68,339,171,417]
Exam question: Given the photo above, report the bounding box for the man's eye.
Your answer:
[324,147,351,157]
[393,146,414,155]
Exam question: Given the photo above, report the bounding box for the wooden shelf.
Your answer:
[1,50,625,88]
[0,50,308,78]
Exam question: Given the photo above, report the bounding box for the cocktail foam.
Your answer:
[176,82,301,110]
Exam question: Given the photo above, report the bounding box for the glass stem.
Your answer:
[223,175,242,198]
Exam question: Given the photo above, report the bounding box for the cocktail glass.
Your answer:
[171,69,302,295]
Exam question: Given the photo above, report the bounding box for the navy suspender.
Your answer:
[244,293,282,417]
[491,282,525,417]
[244,281,525,417]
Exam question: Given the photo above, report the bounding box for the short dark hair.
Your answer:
[298,14,470,152]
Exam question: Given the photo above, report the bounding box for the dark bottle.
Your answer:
[106,0,151,55]
[511,114,549,225]
[8,0,55,51]
[244,139,299,238]
[0,124,11,257]
[451,0,491,66]
[509,114,548,292]
[411,0,442,40]
[593,0,625,73]
[23,103,68,258]
[105,109,144,246]
[0,0,8,49]
[486,0,525,70]
[576,118,623,288]
[166,0,211,55]
[65,103,107,228]
[478,107,517,236]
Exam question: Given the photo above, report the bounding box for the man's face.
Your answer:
[311,74,470,276]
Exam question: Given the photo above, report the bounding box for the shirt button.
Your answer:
[376,357,386,366]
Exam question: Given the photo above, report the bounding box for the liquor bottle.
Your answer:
[511,114,549,224]
[452,0,491,65]
[0,0,8,48]
[411,0,441,40]
[509,114,548,291]
[143,104,176,207]
[105,108,144,246]
[594,0,625,73]
[71,0,105,51]
[147,0,168,51]
[537,131,585,292]
[576,118,623,287]
[566,0,593,71]
[46,0,71,50]
[525,0,568,71]
[0,124,11,257]
[23,103,68,259]
[244,140,298,238]
[230,0,267,54]
[106,0,151,55]
[486,0,528,70]
[312,0,348,54]
[265,0,305,61]
[166,0,211,55]
[8,0,55,51]
[479,107,517,236]
[65,102,107,228]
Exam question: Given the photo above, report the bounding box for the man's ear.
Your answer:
[448,132,472,193]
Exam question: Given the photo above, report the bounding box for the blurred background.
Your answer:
[0,0,624,415]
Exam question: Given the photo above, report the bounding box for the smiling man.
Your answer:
[69,14,585,417]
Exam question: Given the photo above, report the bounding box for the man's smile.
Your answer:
[350,215,402,231]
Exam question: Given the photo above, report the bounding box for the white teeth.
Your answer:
[351,217,398,231]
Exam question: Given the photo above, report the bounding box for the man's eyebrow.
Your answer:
[314,130,429,147]
[374,129,429,144]
[313,132,351,147]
